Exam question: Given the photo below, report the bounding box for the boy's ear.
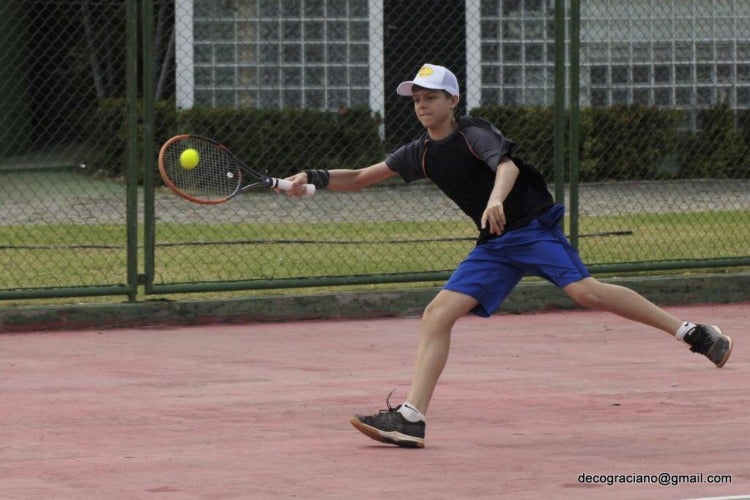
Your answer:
[450,95,460,109]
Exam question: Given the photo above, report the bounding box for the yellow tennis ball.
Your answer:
[180,148,200,170]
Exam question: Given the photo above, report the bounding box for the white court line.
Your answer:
[681,495,750,500]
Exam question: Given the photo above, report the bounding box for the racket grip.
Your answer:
[272,178,316,197]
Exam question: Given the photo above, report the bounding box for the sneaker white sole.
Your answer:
[350,416,425,448]
[714,326,733,368]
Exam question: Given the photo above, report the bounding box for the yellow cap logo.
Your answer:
[418,66,434,77]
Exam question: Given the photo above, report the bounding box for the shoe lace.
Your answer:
[379,389,399,414]
[687,327,712,354]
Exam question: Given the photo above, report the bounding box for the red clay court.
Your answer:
[1,303,748,499]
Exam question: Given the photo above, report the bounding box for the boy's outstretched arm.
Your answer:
[285,162,396,196]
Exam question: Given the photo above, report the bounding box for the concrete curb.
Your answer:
[1,273,748,333]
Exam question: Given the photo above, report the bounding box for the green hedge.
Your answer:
[679,103,750,178]
[471,104,749,181]
[177,106,383,177]
[471,105,687,181]
[579,105,686,181]
[87,98,128,177]
[469,106,557,178]
[90,100,385,182]
[89,100,749,182]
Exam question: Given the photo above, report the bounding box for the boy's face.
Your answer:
[411,89,459,130]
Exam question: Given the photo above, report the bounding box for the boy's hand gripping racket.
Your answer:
[158,134,315,204]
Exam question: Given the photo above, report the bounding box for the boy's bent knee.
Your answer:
[422,300,457,324]
[422,290,478,324]
[564,278,606,310]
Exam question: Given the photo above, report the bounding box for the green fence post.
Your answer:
[553,0,566,223]
[568,0,581,249]
[141,0,156,295]
[126,0,140,302]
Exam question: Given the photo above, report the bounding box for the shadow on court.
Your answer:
[1,303,748,499]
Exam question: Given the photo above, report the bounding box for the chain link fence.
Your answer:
[1,0,748,301]
[0,0,137,299]
[149,0,479,292]
[569,0,750,266]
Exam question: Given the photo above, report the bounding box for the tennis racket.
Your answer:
[158,134,315,204]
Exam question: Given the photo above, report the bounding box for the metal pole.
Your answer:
[553,0,566,223]
[125,0,139,301]
[568,0,581,249]
[142,0,156,295]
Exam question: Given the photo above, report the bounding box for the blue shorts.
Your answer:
[444,204,590,317]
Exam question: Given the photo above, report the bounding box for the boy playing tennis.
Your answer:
[285,64,733,448]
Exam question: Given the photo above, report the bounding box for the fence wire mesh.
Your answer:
[573,0,750,265]
[1,0,748,300]
[151,0,477,288]
[0,1,132,295]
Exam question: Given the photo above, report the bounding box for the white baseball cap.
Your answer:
[396,64,460,97]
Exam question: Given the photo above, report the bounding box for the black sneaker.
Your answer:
[350,394,425,448]
[684,324,733,368]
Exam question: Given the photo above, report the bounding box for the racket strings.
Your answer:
[162,138,242,202]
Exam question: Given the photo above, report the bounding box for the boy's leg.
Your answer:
[405,290,479,413]
[563,277,732,367]
[351,239,526,446]
[349,290,478,448]
[562,277,682,334]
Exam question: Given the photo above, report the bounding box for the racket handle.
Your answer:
[271,178,316,197]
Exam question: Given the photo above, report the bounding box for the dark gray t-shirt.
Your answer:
[386,116,553,244]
